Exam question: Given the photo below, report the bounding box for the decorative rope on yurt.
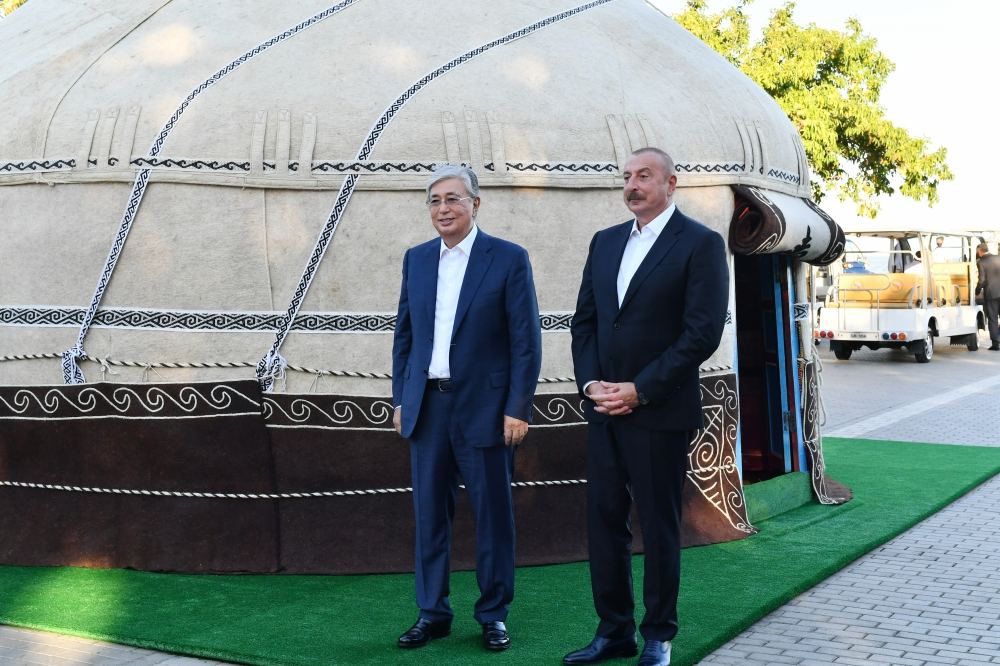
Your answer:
[0,478,588,500]
[0,353,732,385]
[255,0,619,391]
[60,0,365,385]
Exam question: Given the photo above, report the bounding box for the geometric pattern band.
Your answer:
[2,308,740,338]
[60,0,363,385]
[1,307,575,332]
[485,161,617,173]
[482,161,751,176]
[0,159,75,172]
[255,0,618,391]
[766,167,801,184]
[4,158,790,181]
[675,161,746,175]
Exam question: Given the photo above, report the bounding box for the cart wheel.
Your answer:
[915,328,934,363]
[832,342,852,361]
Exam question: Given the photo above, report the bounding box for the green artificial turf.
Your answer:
[1,437,999,665]
[743,470,813,523]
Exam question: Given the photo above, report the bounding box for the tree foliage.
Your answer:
[674,0,952,217]
[1,0,30,18]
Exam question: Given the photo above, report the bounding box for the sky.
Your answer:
[648,0,1000,233]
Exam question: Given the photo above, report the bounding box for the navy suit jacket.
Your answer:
[571,208,729,431]
[392,229,542,446]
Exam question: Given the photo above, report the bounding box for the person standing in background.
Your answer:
[976,242,1000,350]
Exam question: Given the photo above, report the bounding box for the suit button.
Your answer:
[613,321,621,330]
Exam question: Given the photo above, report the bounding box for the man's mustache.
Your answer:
[627,192,644,201]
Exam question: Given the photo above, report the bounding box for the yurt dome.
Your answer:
[0,0,846,573]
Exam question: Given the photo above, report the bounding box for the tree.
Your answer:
[1,0,30,18]
[674,0,952,217]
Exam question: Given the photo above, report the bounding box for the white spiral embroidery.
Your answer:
[261,397,394,426]
[0,384,259,416]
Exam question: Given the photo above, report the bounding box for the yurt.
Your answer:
[0,0,847,573]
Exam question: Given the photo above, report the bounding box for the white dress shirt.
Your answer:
[616,203,674,307]
[428,225,478,379]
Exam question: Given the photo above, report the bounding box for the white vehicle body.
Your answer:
[817,229,985,362]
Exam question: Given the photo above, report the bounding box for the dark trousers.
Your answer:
[586,420,689,642]
[409,387,515,624]
[986,297,1000,345]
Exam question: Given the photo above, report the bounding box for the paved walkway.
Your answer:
[701,475,1000,665]
[2,337,998,665]
[701,338,1000,665]
[0,625,222,665]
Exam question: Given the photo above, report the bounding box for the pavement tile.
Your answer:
[746,652,803,664]
[867,655,923,666]
[911,653,960,664]
[970,646,1000,658]
[831,657,876,666]
[937,649,994,662]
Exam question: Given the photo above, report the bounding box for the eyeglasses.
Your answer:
[426,196,473,209]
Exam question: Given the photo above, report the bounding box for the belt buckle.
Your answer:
[437,378,453,392]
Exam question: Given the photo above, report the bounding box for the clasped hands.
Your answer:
[393,407,528,446]
[585,380,639,416]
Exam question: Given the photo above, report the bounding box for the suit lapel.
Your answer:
[418,241,439,328]
[599,222,633,309]
[619,211,686,313]
[452,230,494,337]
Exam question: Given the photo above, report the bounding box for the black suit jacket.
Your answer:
[571,208,729,431]
[977,253,1000,301]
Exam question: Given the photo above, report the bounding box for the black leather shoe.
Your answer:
[989,344,1000,351]
[482,620,511,651]
[637,639,671,666]
[562,634,638,663]
[397,617,451,648]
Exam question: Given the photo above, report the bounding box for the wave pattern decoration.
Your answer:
[262,396,394,427]
[0,382,261,419]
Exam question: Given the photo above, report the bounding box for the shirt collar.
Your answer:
[631,203,675,237]
[440,224,478,257]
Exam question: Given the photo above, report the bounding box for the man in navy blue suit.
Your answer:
[565,148,729,666]
[392,164,542,652]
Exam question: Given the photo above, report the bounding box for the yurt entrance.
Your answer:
[734,253,804,482]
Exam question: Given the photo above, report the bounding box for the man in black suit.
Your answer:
[976,242,1000,350]
[565,147,729,666]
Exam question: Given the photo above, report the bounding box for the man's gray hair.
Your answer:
[426,164,480,200]
[978,242,990,254]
